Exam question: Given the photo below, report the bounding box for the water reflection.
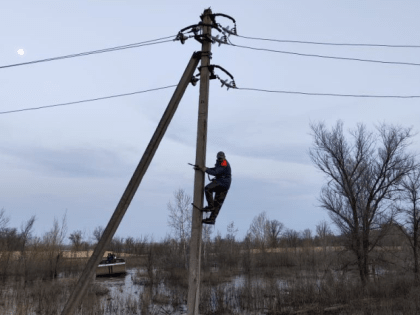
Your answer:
[96,268,143,299]
[93,268,359,314]
[95,268,290,302]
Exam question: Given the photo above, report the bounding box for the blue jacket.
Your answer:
[205,159,232,190]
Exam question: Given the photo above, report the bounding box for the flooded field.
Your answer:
[92,268,290,315]
[0,267,300,315]
[1,259,420,315]
[0,243,418,314]
[95,268,185,314]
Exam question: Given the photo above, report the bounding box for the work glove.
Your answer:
[194,165,207,172]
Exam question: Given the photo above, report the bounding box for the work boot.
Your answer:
[202,218,215,225]
[202,206,215,212]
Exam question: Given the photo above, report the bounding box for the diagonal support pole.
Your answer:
[61,52,200,315]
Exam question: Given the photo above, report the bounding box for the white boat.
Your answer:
[96,254,126,276]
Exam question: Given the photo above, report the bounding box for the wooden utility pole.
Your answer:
[61,52,200,315]
[187,8,212,315]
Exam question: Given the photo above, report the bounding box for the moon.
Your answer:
[17,49,24,55]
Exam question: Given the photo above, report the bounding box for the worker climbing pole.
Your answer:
[192,150,232,225]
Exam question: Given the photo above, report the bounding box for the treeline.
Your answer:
[0,203,407,283]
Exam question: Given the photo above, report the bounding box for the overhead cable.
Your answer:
[0,85,177,115]
[228,42,420,67]
[2,84,420,116]
[237,87,420,98]
[237,34,420,48]
[0,36,175,69]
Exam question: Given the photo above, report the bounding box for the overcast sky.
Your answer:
[1,1,419,242]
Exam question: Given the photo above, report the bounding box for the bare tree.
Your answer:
[213,230,222,251]
[266,219,284,248]
[316,220,332,241]
[226,221,238,254]
[167,188,192,269]
[396,167,420,282]
[110,235,124,254]
[310,121,416,286]
[248,211,268,248]
[202,224,213,261]
[284,228,300,249]
[248,212,284,249]
[43,214,67,250]
[203,224,213,244]
[302,228,313,247]
[69,230,83,251]
[0,210,15,281]
[43,212,67,278]
[125,236,135,254]
[92,225,104,243]
[0,208,10,232]
[134,235,149,255]
[0,209,10,251]
[226,221,238,241]
[316,220,332,250]
[20,215,36,252]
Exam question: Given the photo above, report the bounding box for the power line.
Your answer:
[2,84,419,116]
[0,85,177,115]
[227,42,420,67]
[0,36,175,70]
[237,87,420,98]
[237,34,420,48]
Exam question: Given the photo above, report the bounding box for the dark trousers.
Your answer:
[204,181,228,220]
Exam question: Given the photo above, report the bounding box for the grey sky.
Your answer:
[1,1,419,241]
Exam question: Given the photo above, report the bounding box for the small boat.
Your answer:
[96,253,126,276]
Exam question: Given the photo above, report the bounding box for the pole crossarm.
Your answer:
[61,52,200,315]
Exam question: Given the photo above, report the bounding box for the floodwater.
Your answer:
[2,267,387,314]
[93,266,387,314]
[96,268,140,299]
[95,268,289,314]
[96,268,188,314]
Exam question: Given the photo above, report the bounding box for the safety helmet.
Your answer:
[217,151,226,160]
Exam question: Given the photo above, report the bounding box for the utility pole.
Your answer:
[61,52,200,315]
[187,8,213,315]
